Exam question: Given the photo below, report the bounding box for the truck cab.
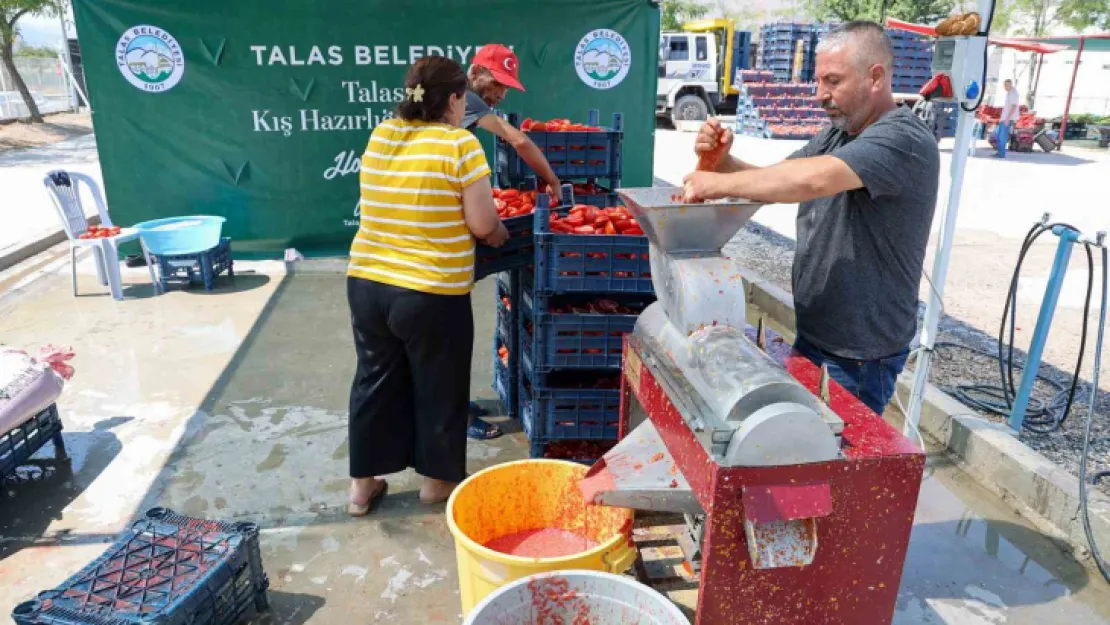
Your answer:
[657,20,749,125]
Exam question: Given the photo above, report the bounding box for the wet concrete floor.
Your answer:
[1,257,1109,623]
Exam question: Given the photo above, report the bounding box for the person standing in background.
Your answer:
[994,79,1020,158]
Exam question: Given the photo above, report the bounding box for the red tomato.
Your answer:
[604,222,617,235]
[565,214,586,227]
[574,226,596,235]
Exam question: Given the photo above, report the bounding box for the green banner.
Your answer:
[72,0,660,257]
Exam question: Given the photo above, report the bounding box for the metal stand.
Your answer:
[1007,227,1105,431]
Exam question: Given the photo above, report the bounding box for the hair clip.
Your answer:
[406,84,425,102]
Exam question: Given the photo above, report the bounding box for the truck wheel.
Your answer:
[673,95,709,123]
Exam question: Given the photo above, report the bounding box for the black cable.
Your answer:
[1078,246,1110,584]
[940,223,1092,433]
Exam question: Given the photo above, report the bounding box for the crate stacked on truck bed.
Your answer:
[757,22,836,83]
[733,79,829,139]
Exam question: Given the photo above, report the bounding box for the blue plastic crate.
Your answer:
[150,237,233,292]
[477,185,575,280]
[518,366,622,447]
[532,205,652,294]
[493,329,518,418]
[0,404,66,480]
[496,110,622,183]
[521,288,652,371]
[13,507,269,625]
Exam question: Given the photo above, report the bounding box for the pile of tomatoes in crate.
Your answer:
[520,118,602,132]
[77,225,122,240]
[569,182,610,197]
[549,205,643,236]
[492,188,558,219]
[498,346,509,367]
[548,298,643,315]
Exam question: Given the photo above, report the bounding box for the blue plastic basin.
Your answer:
[134,216,226,256]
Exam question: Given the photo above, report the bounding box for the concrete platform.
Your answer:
[1,256,1109,624]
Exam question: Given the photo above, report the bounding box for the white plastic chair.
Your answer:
[43,171,155,300]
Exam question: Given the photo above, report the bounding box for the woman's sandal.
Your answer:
[467,417,502,440]
[348,480,388,517]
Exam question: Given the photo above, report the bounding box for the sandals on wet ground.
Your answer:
[467,417,502,440]
[348,480,388,517]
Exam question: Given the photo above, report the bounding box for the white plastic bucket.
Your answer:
[463,570,689,625]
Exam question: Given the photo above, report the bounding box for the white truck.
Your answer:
[657,19,748,124]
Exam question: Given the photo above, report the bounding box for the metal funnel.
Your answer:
[618,187,764,255]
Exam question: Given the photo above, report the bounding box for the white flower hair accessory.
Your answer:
[406,84,425,102]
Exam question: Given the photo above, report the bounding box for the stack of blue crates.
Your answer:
[488,110,653,462]
[758,22,815,82]
[889,29,934,93]
[518,203,654,460]
[886,29,957,137]
[758,22,837,83]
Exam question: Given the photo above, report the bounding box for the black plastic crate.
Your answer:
[521,288,652,371]
[476,189,573,280]
[151,238,233,292]
[518,367,622,449]
[0,404,66,479]
[13,508,269,625]
[532,205,652,294]
[495,110,623,182]
[492,271,521,418]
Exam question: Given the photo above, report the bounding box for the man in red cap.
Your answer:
[463,43,561,441]
[463,44,561,197]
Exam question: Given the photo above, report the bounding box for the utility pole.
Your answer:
[56,0,77,111]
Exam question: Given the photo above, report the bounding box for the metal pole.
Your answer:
[904,0,996,438]
[1007,227,1079,431]
[1031,52,1044,109]
[1058,36,1085,148]
[905,107,976,436]
[56,1,76,111]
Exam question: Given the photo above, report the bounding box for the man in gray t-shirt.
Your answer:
[681,21,940,415]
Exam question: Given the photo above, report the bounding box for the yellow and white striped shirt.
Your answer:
[348,119,491,296]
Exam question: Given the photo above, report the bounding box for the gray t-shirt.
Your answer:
[788,107,940,360]
[462,90,491,131]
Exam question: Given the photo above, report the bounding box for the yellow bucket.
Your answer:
[446,459,636,615]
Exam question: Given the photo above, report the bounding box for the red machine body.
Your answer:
[619,334,926,625]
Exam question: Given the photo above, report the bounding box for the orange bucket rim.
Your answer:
[445,458,633,565]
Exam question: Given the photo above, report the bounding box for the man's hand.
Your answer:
[482,222,510,248]
[695,119,734,172]
[545,181,562,202]
[682,171,727,203]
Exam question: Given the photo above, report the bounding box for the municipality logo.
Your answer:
[574,29,631,90]
[116,25,185,93]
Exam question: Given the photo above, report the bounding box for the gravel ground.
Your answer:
[723,224,1110,495]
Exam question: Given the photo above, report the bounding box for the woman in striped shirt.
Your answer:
[346,57,508,516]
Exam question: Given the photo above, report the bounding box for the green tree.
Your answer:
[0,0,60,123]
[15,44,56,58]
[805,0,954,24]
[1055,0,1110,31]
[661,0,709,30]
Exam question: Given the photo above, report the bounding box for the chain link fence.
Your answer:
[0,56,75,121]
